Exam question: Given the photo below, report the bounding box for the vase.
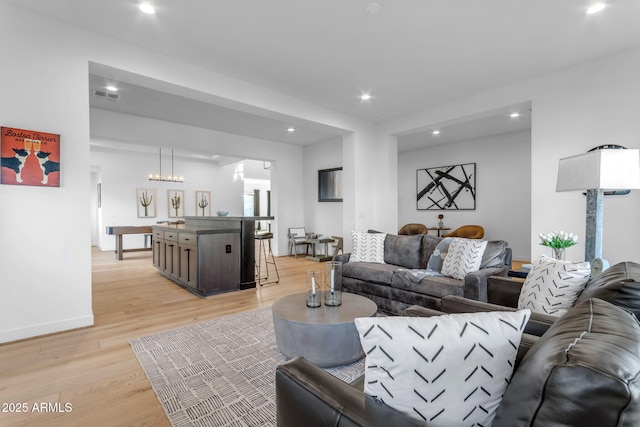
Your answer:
[306,270,322,307]
[324,261,342,306]
[552,248,565,260]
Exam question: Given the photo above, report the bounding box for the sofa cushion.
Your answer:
[493,298,640,427]
[350,231,386,264]
[342,262,398,286]
[480,240,508,269]
[441,238,488,280]
[419,235,442,268]
[354,309,530,426]
[384,234,424,269]
[426,237,452,272]
[391,272,464,298]
[575,261,640,319]
[517,255,590,317]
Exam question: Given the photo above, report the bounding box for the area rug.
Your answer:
[129,306,365,427]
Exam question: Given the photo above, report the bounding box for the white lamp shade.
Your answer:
[556,149,640,191]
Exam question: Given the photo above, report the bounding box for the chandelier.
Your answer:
[148,147,184,182]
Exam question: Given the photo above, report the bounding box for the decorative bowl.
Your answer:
[216,211,229,217]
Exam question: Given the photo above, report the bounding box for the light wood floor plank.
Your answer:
[0,247,524,426]
[0,248,312,427]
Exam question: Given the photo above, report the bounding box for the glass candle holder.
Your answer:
[306,270,322,307]
[324,261,342,306]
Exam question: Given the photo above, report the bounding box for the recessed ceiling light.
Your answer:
[432,130,440,135]
[106,85,118,92]
[360,94,371,101]
[366,2,381,14]
[510,112,520,118]
[139,3,155,14]
[587,2,606,14]
[287,127,295,133]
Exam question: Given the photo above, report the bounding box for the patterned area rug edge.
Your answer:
[129,306,364,427]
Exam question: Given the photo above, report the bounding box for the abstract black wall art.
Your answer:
[416,163,476,210]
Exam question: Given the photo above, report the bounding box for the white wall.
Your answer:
[398,130,531,260]
[90,148,251,251]
[90,109,309,256]
[0,2,375,342]
[381,46,640,265]
[303,137,344,240]
[0,3,93,342]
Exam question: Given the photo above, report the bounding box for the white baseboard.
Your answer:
[0,314,94,344]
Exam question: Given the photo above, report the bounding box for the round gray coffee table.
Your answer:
[272,292,378,367]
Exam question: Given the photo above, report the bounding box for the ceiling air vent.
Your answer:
[93,89,120,101]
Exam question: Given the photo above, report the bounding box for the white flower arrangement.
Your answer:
[538,230,578,249]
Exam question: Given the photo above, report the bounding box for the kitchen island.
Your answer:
[152,216,273,296]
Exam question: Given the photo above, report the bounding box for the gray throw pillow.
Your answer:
[426,237,453,272]
[480,240,508,269]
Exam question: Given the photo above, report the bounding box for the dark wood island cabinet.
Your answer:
[152,216,273,296]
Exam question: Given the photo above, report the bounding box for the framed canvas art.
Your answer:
[137,188,156,218]
[195,191,211,216]
[1,126,60,187]
[318,167,343,202]
[168,189,184,218]
[417,163,476,210]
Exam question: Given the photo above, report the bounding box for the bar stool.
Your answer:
[255,232,279,286]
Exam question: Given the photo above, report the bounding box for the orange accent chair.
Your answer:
[442,225,484,239]
[398,223,428,235]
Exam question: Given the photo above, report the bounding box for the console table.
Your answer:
[106,225,153,260]
[305,236,335,262]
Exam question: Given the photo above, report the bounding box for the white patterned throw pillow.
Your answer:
[349,231,386,264]
[441,238,488,280]
[355,309,530,426]
[517,254,590,317]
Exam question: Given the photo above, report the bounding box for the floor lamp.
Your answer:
[556,149,640,263]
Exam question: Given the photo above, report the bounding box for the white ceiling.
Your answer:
[7,0,640,152]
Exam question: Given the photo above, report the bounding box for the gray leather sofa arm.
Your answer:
[487,275,524,307]
[334,253,350,264]
[402,305,445,317]
[404,295,556,336]
[276,356,422,427]
[463,266,509,302]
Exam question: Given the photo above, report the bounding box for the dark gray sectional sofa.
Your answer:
[335,233,512,314]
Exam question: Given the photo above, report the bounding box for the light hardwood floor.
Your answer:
[0,248,314,427]
[0,248,526,427]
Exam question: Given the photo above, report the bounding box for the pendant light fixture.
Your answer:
[148,147,184,182]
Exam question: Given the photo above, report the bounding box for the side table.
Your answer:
[508,269,530,279]
[305,237,335,262]
[272,292,377,367]
[487,275,525,308]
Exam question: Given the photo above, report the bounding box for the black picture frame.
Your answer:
[318,167,343,202]
[416,163,476,210]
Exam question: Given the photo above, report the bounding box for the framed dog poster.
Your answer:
[1,126,60,187]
